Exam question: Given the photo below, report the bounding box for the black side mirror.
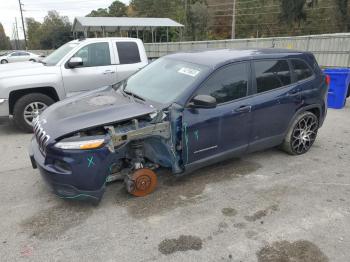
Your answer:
[190,95,217,108]
[67,57,83,68]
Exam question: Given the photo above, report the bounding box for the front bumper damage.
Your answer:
[29,109,184,202]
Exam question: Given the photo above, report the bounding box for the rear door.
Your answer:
[183,62,253,164]
[249,59,301,151]
[114,41,148,82]
[19,51,30,61]
[61,41,117,96]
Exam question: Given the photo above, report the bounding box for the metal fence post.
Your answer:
[306,36,311,51]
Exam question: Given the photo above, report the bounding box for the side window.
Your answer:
[73,42,111,67]
[254,60,291,93]
[116,42,141,64]
[291,59,313,81]
[19,52,30,56]
[197,63,248,104]
[10,52,20,56]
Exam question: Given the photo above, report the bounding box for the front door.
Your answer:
[8,52,22,63]
[249,59,302,150]
[61,41,117,96]
[183,62,252,165]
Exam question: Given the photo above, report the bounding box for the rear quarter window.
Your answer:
[116,42,141,64]
[291,59,314,81]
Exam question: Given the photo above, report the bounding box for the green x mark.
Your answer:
[87,156,95,168]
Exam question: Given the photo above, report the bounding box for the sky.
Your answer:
[0,0,130,39]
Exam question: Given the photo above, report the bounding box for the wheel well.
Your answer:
[9,87,59,114]
[306,107,320,121]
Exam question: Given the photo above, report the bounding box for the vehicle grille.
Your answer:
[33,117,50,153]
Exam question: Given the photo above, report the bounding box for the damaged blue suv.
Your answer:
[29,49,328,203]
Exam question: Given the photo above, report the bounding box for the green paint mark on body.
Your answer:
[194,130,199,141]
[183,123,189,164]
[87,156,95,168]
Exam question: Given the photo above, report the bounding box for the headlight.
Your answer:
[55,139,105,150]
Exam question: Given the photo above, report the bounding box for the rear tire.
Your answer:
[13,93,55,133]
[281,112,319,155]
[1,59,8,64]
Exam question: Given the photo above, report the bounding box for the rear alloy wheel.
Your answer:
[281,112,319,155]
[1,59,8,64]
[13,93,55,132]
[125,168,157,197]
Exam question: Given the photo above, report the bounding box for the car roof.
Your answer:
[166,48,308,67]
[69,37,141,44]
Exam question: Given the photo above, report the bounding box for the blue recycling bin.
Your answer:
[323,68,350,109]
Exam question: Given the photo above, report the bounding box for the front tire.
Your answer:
[281,112,319,155]
[13,93,55,132]
[1,59,8,64]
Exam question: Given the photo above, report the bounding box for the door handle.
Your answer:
[234,105,252,113]
[103,70,116,75]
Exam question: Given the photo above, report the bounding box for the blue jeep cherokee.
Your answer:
[29,49,328,203]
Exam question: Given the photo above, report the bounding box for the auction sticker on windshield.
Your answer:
[178,67,200,77]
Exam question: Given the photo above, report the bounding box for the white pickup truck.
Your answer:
[0,37,148,132]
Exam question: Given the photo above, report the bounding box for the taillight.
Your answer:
[325,75,331,86]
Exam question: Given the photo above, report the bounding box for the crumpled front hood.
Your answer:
[0,62,55,79]
[38,86,156,140]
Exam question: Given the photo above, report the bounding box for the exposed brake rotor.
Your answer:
[125,168,157,197]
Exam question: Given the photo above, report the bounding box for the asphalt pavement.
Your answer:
[0,104,349,262]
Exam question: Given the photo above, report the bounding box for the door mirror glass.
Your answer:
[67,57,83,68]
[190,95,217,108]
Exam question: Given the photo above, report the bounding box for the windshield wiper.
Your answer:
[123,90,145,102]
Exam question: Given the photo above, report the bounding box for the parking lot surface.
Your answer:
[0,105,349,262]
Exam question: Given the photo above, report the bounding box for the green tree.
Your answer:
[0,23,11,50]
[88,1,127,17]
[336,0,349,31]
[39,11,73,49]
[109,1,127,16]
[130,0,188,41]
[280,0,307,27]
[87,8,109,17]
[188,1,210,40]
[26,18,42,49]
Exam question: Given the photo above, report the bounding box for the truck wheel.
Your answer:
[281,111,319,155]
[125,168,157,197]
[1,59,8,64]
[13,93,55,133]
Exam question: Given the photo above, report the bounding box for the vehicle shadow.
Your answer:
[0,119,29,135]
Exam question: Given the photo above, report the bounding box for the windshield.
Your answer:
[124,58,209,104]
[42,42,79,66]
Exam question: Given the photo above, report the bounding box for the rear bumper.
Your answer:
[29,137,109,201]
[0,99,9,117]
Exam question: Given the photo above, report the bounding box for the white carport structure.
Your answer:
[72,17,184,42]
